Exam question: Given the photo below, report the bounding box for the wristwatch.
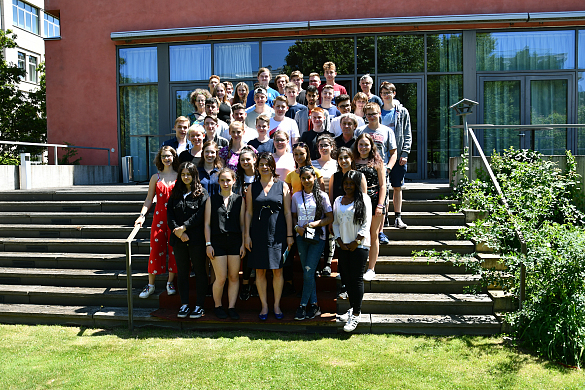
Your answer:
[356,239,362,245]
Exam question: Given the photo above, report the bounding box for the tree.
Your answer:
[0,29,47,162]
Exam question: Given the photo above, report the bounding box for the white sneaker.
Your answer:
[339,308,353,322]
[166,282,176,295]
[363,269,376,281]
[394,217,408,229]
[139,284,155,298]
[344,314,360,332]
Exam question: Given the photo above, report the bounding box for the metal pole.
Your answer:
[125,240,134,331]
[462,115,471,181]
[54,145,58,165]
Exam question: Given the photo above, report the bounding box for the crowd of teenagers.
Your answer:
[134,61,412,333]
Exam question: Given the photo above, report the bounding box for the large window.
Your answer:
[17,52,25,79]
[378,35,424,74]
[477,30,575,71]
[28,55,37,83]
[119,47,157,83]
[12,0,39,35]
[262,40,296,75]
[214,42,259,79]
[427,34,462,73]
[43,13,60,38]
[578,73,585,155]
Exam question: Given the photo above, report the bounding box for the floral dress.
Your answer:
[148,174,177,275]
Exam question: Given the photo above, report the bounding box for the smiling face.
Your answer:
[285,88,298,102]
[196,94,206,111]
[360,77,373,93]
[309,75,320,87]
[311,111,325,130]
[357,137,372,158]
[343,177,356,197]
[233,108,246,123]
[293,146,308,166]
[175,120,189,140]
[161,150,174,167]
[321,88,334,102]
[205,102,218,116]
[237,85,247,99]
[324,69,336,82]
[300,170,316,192]
[239,152,256,172]
[203,145,217,163]
[256,119,269,136]
[338,99,352,114]
[356,99,367,110]
[380,88,395,102]
[181,168,193,187]
[337,151,353,171]
[229,125,244,143]
[318,139,331,157]
[189,129,205,147]
[291,76,303,90]
[215,84,226,100]
[204,118,217,138]
[257,158,272,176]
[225,83,234,97]
[273,101,288,118]
[276,77,287,92]
[258,71,270,87]
[340,116,356,137]
[254,93,267,106]
[273,134,288,151]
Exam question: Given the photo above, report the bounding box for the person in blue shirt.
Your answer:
[245,68,280,108]
[162,116,192,155]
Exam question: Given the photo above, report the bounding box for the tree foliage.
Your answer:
[0,29,47,162]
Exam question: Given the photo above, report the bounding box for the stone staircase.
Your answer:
[0,183,501,334]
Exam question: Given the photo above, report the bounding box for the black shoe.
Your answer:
[294,305,306,321]
[250,284,259,297]
[177,305,190,318]
[228,308,240,320]
[239,284,251,301]
[190,306,205,319]
[282,283,296,296]
[214,306,228,319]
[306,304,321,319]
[321,265,332,277]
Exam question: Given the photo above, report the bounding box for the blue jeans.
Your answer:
[296,236,325,306]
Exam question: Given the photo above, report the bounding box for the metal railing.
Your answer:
[0,140,113,165]
[125,224,142,330]
[450,102,585,309]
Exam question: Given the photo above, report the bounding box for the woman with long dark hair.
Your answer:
[332,170,372,332]
[291,165,333,320]
[244,152,294,320]
[167,161,209,319]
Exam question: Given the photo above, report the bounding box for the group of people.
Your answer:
[134,61,412,333]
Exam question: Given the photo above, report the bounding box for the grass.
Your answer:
[0,325,583,389]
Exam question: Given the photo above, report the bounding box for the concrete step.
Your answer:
[0,238,140,254]
[0,200,144,213]
[374,256,476,274]
[401,183,452,200]
[0,224,151,239]
[382,225,461,240]
[0,212,150,225]
[378,240,475,256]
[0,284,158,308]
[366,273,482,294]
[367,314,501,335]
[385,212,465,226]
[0,267,153,288]
[0,186,148,202]
[0,252,148,271]
[393,199,458,213]
[338,292,493,315]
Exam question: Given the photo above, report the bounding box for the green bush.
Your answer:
[448,148,585,367]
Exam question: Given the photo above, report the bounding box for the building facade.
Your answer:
[1,0,59,92]
[44,0,585,181]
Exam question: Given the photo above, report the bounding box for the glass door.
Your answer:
[171,84,208,122]
[376,76,424,180]
[478,74,574,155]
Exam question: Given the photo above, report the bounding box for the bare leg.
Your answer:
[211,256,227,307]
[167,272,176,283]
[148,273,155,285]
[256,269,269,315]
[368,214,383,270]
[393,187,402,214]
[227,255,240,308]
[272,268,284,315]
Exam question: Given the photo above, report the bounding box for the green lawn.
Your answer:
[0,325,583,389]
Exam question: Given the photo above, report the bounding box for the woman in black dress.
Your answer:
[244,152,294,320]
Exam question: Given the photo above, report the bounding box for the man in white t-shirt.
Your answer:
[269,96,299,149]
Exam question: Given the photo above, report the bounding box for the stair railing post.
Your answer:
[449,99,478,182]
[125,240,134,331]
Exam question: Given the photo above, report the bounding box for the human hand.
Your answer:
[399,157,407,166]
[180,232,189,242]
[206,245,214,260]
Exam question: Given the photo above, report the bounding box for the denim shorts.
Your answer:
[390,163,407,188]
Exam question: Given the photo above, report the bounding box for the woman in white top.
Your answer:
[272,130,295,180]
[311,134,338,276]
[332,170,372,332]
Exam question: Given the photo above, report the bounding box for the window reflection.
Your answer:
[262,40,297,76]
[378,35,424,73]
[281,38,354,76]
[170,44,211,81]
[427,34,462,72]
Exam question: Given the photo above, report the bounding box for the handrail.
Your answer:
[466,127,528,307]
[0,140,113,165]
[125,224,142,330]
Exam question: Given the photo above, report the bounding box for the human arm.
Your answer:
[332,198,348,250]
[244,183,253,251]
[282,183,295,249]
[134,174,157,226]
[204,197,214,260]
[386,148,397,171]
[375,162,386,217]
[239,195,246,258]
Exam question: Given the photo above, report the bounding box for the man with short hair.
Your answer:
[290,70,307,106]
[162,116,192,155]
[284,82,307,120]
[294,85,330,136]
[203,115,228,148]
[245,87,275,129]
[205,97,230,140]
[246,68,280,107]
[299,107,334,160]
[360,74,383,108]
[246,114,274,154]
[231,103,259,144]
[319,84,341,123]
[379,82,412,229]
[269,96,300,149]
[317,62,347,102]
[330,94,365,137]
[308,73,321,88]
[275,74,289,95]
[208,75,220,93]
